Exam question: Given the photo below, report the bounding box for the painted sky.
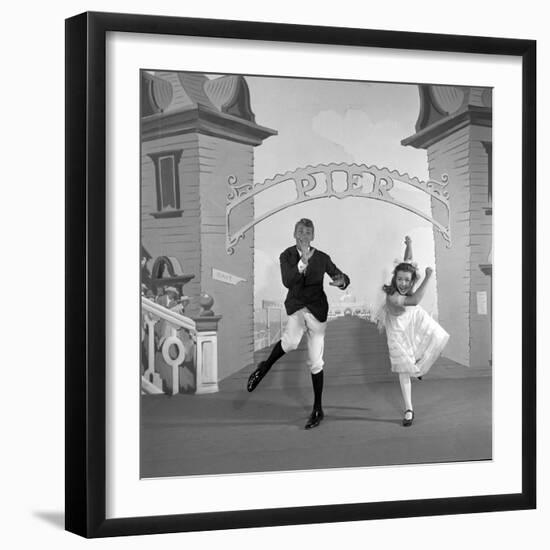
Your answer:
[237,75,439,314]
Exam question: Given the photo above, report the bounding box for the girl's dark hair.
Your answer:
[382,262,418,296]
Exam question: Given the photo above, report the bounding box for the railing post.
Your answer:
[144,314,162,391]
[161,326,186,395]
[193,315,222,394]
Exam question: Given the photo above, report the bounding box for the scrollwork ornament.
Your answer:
[226,233,246,254]
[236,184,254,197]
[227,175,238,201]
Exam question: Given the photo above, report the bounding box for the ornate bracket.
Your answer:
[226,163,450,254]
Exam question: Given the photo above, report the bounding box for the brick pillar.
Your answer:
[141,72,276,382]
[402,86,492,368]
[196,133,257,379]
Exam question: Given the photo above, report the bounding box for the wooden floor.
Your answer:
[141,377,492,478]
[141,316,492,478]
[222,315,490,392]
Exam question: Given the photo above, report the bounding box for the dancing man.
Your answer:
[247,218,350,429]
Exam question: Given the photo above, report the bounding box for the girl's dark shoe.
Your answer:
[402,409,414,427]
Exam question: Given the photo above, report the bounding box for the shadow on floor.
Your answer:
[32,511,65,530]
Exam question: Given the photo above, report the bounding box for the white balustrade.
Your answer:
[141,296,220,395]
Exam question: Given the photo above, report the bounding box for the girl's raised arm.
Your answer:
[404,235,413,262]
[403,267,433,306]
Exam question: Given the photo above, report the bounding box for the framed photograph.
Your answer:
[65,11,536,538]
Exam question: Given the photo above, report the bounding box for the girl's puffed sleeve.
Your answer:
[386,292,406,316]
[387,293,406,307]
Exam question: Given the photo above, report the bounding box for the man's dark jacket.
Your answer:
[280,246,350,323]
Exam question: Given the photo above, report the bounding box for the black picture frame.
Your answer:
[65,11,536,538]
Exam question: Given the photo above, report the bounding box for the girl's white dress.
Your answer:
[377,292,449,376]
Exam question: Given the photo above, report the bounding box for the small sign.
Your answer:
[212,268,247,285]
[262,300,283,309]
[476,291,488,315]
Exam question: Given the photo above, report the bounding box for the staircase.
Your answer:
[220,315,489,392]
[141,296,221,395]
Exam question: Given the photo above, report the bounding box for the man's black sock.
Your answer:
[312,370,324,410]
[262,340,285,372]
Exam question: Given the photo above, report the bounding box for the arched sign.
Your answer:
[226,162,450,254]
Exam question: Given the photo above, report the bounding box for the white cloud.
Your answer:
[312,108,428,180]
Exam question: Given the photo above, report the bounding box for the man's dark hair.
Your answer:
[294,218,314,233]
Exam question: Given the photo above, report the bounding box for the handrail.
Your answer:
[141,296,196,332]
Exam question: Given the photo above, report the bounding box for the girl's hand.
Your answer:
[405,235,412,245]
[425,267,433,277]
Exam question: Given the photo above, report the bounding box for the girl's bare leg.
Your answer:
[399,373,413,420]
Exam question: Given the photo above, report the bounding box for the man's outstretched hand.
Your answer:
[329,274,346,288]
